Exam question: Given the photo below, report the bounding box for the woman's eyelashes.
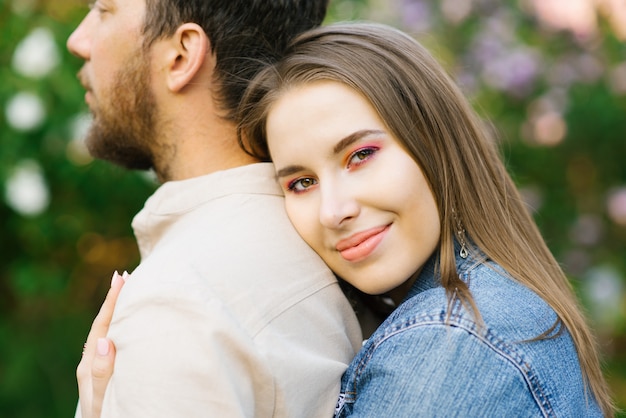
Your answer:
[287,177,318,193]
[284,146,381,194]
[346,146,379,168]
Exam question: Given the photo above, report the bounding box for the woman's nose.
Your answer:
[318,183,360,229]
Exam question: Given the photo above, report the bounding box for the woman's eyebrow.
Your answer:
[276,164,306,179]
[275,129,386,179]
[332,129,385,155]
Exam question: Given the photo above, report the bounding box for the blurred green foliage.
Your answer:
[1,1,155,416]
[0,0,624,416]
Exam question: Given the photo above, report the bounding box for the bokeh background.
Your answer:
[0,0,624,416]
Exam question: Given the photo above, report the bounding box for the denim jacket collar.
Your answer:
[405,240,481,301]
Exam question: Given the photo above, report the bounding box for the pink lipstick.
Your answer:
[336,225,389,262]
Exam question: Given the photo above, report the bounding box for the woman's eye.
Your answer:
[347,147,377,167]
[288,177,317,193]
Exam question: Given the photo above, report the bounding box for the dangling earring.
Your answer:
[453,209,468,259]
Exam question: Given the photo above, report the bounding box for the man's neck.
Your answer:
[149,59,260,183]
[151,124,260,183]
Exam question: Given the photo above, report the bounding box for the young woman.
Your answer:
[80,22,614,416]
[237,22,614,416]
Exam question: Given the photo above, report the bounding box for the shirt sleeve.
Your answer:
[100,277,275,418]
[342,323,545,417]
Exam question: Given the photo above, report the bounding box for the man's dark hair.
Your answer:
[142,0,329,121]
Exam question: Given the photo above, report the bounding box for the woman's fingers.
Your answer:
[77,271,127,418]
[90,337,117,417]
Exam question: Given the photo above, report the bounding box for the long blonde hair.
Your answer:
[238,22,615,415]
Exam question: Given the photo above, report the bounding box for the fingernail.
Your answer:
[111,271,121,286]
[97,338,109,356]
[122,271,130,281]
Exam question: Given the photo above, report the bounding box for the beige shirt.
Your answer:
[82,163,362,417]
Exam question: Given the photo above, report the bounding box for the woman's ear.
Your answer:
[165,23,212,93]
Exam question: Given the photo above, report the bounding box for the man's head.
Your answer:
[141,0,329,121]
[67,0,329,176]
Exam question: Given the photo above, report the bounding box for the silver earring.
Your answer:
[453,210,468,259]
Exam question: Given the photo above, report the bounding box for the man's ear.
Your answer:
[165,23,211,92]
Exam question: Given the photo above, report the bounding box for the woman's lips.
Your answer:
[336,225,389,262]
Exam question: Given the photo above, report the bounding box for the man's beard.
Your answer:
[85,50,158,171]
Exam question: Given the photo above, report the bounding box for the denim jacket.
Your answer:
[335,248,602,417]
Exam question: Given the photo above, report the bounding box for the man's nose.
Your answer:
[66,13,93,60]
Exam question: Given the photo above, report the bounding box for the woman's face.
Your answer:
[266,80,441,298]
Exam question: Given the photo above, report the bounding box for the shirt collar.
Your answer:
[139,162,282,216]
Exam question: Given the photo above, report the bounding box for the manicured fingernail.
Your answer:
[111,271,121,286]
[97,338,109,356]
[122,271,130,281]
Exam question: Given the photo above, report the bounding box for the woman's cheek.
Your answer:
[286,200,318,247]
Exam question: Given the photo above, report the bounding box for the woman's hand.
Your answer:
[77,271,126,418]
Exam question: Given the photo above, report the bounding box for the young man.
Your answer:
[67,1,362,417]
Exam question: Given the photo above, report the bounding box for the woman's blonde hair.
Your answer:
[238,22,614,415]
